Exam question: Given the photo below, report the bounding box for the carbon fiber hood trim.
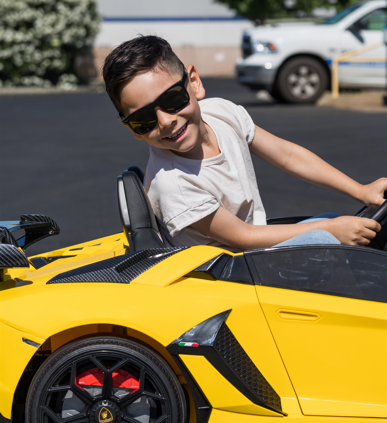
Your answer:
[47,247,187,284]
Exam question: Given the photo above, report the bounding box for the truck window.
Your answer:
[357,8,387,31]
[322,4,361,25]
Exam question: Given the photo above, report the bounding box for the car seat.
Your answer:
[117,167,165,252]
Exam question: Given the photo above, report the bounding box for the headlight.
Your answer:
[254,42,278,54]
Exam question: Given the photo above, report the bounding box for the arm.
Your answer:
[249,125,387,206]
[191,124,385,249]
[190,206,381,250]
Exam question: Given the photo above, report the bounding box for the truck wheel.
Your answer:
[26,336,187,423]
[276,57,328,104]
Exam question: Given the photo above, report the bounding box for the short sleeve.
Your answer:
[166,197,219,237]
[199,98,255,145]
[237,104,256,145]
[146,164,220,237]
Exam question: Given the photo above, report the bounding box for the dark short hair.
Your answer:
[103,35,184,111]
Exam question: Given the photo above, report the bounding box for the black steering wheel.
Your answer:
[355,192,387,250]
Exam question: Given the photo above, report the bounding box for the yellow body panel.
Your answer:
[256,286,387,418]
[2,230,386,422]
[0,236,272,417]
[0,322,44,418]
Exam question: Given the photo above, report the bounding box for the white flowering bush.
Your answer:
[0,0,100,87]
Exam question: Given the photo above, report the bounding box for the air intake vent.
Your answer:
[47,248,187,284]
[214,323,282,412]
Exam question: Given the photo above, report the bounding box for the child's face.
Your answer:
[119,65,207,158]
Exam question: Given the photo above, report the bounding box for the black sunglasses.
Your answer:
[118,70,190,135]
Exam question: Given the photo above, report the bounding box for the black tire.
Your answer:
[276,57,328,104]
[26,336,187,423]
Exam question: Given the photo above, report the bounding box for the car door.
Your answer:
[339,7,387,87]
[246,246,387,418]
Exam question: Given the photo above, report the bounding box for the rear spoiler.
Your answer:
[0,214,60,250]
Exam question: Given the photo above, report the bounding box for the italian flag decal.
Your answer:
[178,342,199,347]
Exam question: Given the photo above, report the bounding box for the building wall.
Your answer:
[94,0,253,77]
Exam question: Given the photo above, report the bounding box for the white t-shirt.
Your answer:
[144,98,267,249]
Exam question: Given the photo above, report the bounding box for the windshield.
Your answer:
[320,4,362,25]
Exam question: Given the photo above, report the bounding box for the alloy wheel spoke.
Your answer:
[61,414,89,423]
[102,370,113,398]
[47,385,71,393]
[89,355,106,372]
[121,416,143,423]
[109,357,130,373]
[70,363,93,406]
[119,389,143,407]
[304,84,316,96]
[299,66,308,76]
[308,73,319,84]
[152,415,169,423]
[288,74,298,84]
[42,405,62,423]
[142,391,165,401]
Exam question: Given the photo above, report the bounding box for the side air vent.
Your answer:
[47,248,187,284]
[168,311,283,415]
[214,323,282,412]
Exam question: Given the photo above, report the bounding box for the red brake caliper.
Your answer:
[76,367,140,394]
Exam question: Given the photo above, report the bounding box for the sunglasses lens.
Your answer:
[159,85,189,112]
[126,108,157,135]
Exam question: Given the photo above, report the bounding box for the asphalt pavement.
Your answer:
[1,78,386,255]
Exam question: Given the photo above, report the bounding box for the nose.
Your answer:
[156,107,177,130]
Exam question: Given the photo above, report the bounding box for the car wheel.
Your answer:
[26,336,187,423]
[276,57,328,104]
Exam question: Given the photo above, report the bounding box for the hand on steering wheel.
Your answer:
[355,191,387,249]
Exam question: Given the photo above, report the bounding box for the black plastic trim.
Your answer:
[169,338,284,415]
[218,255,254,285]
[185,254,231,280]
[211,323,283,414]
[47,248,187,284]
[168,314,284,416]
[22,338,41,348]
[167,354,212,423]
[0,413,11,423]
[185,254,254,285]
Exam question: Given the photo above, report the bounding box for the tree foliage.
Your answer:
[0,0,100,87]
[214,0,358,22]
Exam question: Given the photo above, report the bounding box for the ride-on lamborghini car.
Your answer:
[1,167,386,423]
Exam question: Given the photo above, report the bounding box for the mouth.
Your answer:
[163,122,188,143]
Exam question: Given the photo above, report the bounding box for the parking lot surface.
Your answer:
[1,78,386,255]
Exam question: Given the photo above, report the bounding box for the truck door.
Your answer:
[339,7,387,87]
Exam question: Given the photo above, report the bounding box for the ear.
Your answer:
[186,64,205,100]
[117,116,144,140]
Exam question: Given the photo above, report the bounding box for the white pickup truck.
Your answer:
[236,1,387,103]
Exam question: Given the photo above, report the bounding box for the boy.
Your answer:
[103,35,387,251]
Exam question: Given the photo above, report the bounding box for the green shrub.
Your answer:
[0,0,100,87]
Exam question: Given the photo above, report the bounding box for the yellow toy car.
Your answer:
[1,168,387,423]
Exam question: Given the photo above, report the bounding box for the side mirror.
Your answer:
[0,243,30,282]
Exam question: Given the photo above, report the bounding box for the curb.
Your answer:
[317,90,387,113]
